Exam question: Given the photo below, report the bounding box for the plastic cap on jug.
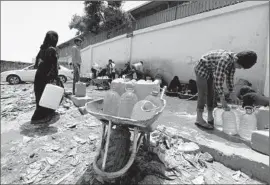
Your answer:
[125,82,135,91]
[111,83,116,90]
[142,101,156,112]
[151,91,159,96]
[244,106,254,114]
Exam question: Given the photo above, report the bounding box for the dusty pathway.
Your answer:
[1,82,263,184]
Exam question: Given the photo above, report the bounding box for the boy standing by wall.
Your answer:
[72,38,83,95]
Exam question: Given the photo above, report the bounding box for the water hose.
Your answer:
[185,93,198,101]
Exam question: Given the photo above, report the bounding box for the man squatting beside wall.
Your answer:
[72,38,83,95]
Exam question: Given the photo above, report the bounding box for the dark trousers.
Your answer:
[110,72,116,80]
[196,75,215,112]
[73,64,80,94]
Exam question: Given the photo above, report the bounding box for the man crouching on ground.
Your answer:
[72,38,83,95]
[194,49,257,129]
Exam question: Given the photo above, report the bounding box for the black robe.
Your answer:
[31,31,59,121]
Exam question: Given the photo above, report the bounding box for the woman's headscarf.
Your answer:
[168,76,181,91]
[35,31,58,68]
[40,31,58,49]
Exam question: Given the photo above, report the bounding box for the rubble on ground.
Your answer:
[1,83,263,184]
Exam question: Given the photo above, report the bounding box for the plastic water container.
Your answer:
[256,106,269,130]
[135,80,160,100]
[222,109,237,135]
[111,78,126,96]
[213,108,224,131]
[238,106,257,140]
[75,82,86,97]
[232,106,245,131]
[145,90,162,109]
[103,84,120,116]
[251,130,269,155]
[39,84,64,110]
[131,100,157,121]
[118,82,138,118]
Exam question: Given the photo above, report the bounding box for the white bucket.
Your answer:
[39,84,64,110]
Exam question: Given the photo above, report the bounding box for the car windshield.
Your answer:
[60,65,69,70]
[24,65,35,70]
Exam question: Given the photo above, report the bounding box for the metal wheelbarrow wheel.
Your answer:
[93,125,144,180]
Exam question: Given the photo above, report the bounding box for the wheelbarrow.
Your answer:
[91,77,112,90]
[85,86,167,181]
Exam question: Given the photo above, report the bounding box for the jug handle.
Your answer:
[141,101,159,112]
[124,82,135,92]
[244,106,255,114]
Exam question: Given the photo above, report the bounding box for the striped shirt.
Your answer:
[194,50,237,96]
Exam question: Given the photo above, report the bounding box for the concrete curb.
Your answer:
[176,131,270,184]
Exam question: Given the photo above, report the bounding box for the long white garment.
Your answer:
[71,46,82,65]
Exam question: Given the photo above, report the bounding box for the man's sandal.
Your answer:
[195,120,214,130]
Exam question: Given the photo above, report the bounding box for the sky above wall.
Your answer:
[1,1,147,63]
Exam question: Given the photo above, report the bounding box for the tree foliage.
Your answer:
[69,1,132,36]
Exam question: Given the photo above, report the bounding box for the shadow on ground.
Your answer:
[75,147,168,185]
[195,124,251,147]
[19,114,60,137]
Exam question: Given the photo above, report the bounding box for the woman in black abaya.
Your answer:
[31,31,60,124]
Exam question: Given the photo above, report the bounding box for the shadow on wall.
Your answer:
[142,58,197,84]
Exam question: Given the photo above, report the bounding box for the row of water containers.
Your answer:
[213,105,269,141]
[103,79,162,120]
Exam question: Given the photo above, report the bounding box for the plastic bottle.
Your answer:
[131,100,156,121]
[145,90,162,109]
[103,83,121,116]
[213,107,224,131]
[238,106,257,140]
[75,82,86,97]
[256,106,269,130]
[118,82,138,118]
[232,106,245,131]
[222,108,238,135]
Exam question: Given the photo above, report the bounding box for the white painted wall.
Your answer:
[80,1,269,93]
[92,36,131,69]
[264,29,269,97]
[80,46,92,76]
[131,1,269,92]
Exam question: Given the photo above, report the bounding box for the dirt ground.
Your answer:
[0,82,264,184]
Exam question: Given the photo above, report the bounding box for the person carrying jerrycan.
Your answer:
[194,49,257,130]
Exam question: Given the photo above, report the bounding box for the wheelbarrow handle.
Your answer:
[102,121,112,170]
[160,86,167,100]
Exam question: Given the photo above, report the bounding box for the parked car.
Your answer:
[1,64,73,85]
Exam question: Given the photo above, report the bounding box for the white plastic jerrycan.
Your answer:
[39,84,64,110]
[75,82,86,97]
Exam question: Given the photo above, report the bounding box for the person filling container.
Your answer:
[194,49,257,129]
